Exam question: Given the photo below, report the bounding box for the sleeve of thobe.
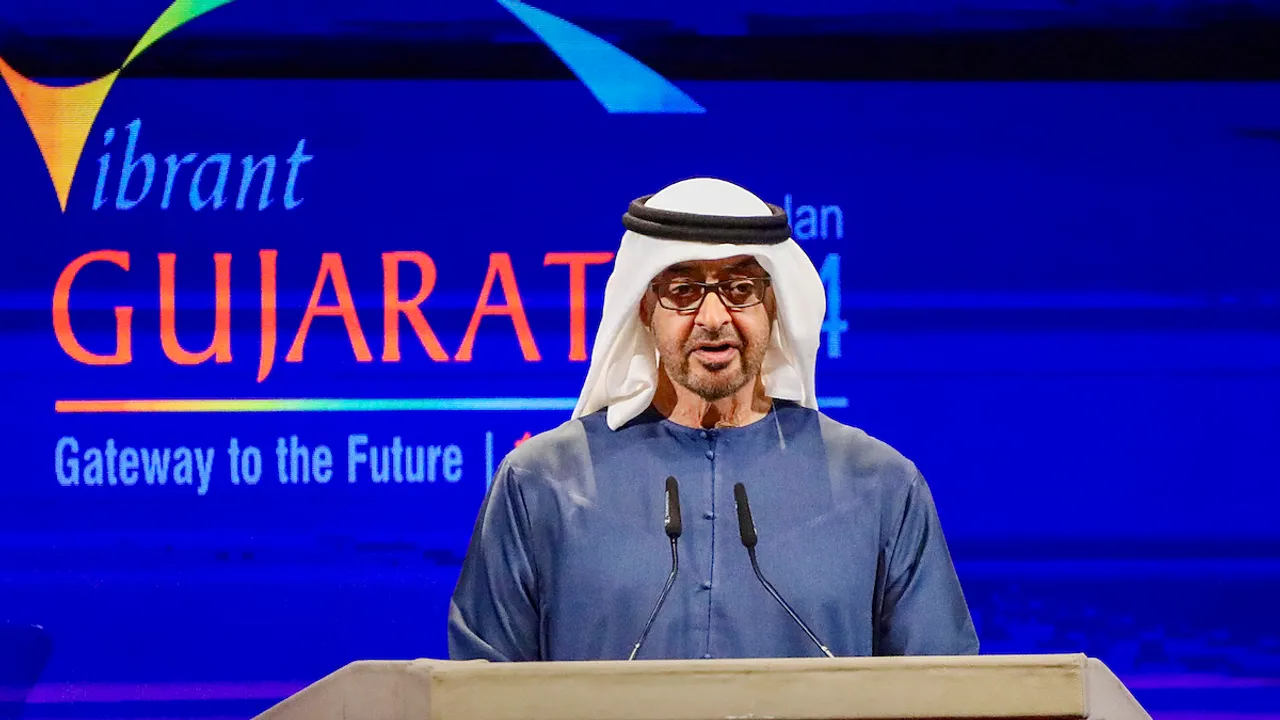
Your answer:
[447,459,541,661]
[877,470,980,656]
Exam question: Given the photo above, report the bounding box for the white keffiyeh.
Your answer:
[572,177,826,430]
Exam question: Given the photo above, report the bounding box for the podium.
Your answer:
[255,653,1151,720]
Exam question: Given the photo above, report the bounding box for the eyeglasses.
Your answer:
[649,277,772,313]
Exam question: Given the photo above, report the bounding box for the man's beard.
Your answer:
[660,328,768,402]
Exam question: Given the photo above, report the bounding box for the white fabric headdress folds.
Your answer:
[572,177,826,430]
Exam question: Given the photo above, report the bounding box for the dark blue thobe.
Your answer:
[448,400,979,661]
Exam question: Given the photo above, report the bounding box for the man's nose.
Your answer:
[695,290,732,329]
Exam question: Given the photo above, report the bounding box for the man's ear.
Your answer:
[638,292,654,327]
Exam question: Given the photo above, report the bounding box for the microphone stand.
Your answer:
[734,481,835,659]
[745,544,833,658]
[629,536,678,660]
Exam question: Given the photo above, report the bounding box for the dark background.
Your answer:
[1,1,1278,718]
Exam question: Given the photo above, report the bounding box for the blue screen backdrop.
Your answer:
[1,1,1278,718]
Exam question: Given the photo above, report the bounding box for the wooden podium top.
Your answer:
[257,653,1151,720]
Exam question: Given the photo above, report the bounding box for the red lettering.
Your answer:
[52,250,132,365]
[287,253,372,363]
[158,253,232,365]
[258,250,278,382]
[544,251,613,361]
[456,253,540,361]
[382,251,449,362]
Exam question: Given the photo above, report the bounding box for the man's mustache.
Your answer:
[684,329,743,354]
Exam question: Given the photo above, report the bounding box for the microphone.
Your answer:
[628,476,683,660]
[733,482,835,658]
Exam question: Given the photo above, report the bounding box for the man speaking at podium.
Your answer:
[448,178,978,662]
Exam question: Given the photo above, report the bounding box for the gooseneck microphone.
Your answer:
[733,482,835,658]
[629,476,683,660]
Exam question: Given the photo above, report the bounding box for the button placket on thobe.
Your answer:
[700,429,717,659]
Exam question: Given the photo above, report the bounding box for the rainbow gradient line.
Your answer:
[54,397,851,413]
[0,0,239,213]
[0,0,702,213]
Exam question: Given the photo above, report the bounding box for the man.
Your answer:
[448,177,978,661]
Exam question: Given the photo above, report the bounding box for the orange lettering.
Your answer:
[382,251,449,362]
[158,253,232,365]
[286,253,372,363]
[456,253,540,361]
[52,250,132,365]
[545,251,613,361]
[258,250,278,382]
